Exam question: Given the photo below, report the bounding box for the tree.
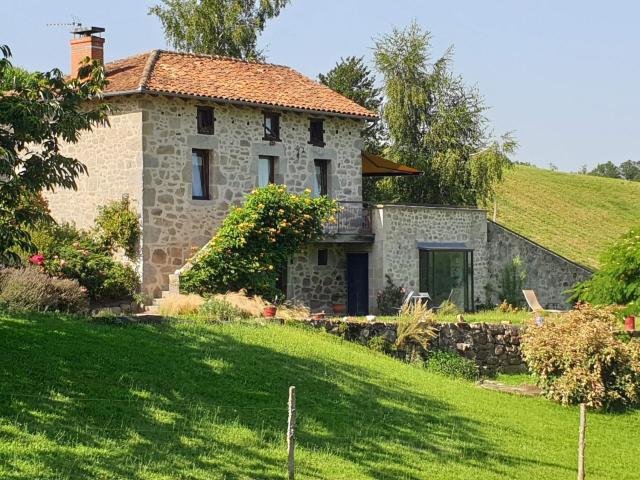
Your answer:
[570,226,640,305]
[619,160,640,181]
[372,23,516,206]
[0,45,109,264]
[319,56,383,153]
[589,161,621,179]
[149,0,290,60]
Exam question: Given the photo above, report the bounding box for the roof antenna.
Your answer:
[46,15,83,30]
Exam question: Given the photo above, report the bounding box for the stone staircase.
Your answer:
[144,273,180,314]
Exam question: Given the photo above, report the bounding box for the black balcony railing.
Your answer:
[324,201,373,236]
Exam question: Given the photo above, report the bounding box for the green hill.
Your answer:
[1,312,639,479]
[492,165,640,269]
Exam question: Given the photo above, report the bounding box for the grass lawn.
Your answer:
[491,165,640,269]
[352,310,532,325]
[1,311,638,479]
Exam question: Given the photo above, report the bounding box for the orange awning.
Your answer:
[361,151,422,177]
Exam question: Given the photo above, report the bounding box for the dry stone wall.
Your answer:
[306,318,527,376]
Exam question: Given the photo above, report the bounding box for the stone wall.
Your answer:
[139,96,365,297]
[45,97,144,234]
[370,205,489,312]
[486,221,592,309]
[288,243,373,312]
[305,318,527,376]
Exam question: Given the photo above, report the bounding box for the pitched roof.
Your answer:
[102,50,377,119]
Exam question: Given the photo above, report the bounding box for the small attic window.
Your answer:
[197,107,215,135]
[309,118,325,147]
[263,112,280,141]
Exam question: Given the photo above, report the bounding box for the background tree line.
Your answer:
[578,160,640,181]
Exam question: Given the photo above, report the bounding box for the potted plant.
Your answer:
[263,305,277,318]
[332,303,346,314]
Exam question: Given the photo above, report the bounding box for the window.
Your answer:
[197,107,215,135]
[317,249,328,266]
[419,249,474,312]
[263,112,280,141]
[309,118,325,147]
[258,155,275,187]
[192,149,210,200]
[313,159,329,197]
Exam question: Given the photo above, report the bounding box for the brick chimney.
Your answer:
[70,26,105,78]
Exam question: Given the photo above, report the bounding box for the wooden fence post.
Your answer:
[578,403,587,480]
[287,386,296,480]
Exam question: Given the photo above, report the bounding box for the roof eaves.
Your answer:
[102,88,377,120]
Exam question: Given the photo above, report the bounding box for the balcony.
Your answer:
[321,201,374,243]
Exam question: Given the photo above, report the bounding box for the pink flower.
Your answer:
[79,286,88,293]
[29,254,45,266]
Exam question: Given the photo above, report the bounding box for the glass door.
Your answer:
[419,250,474,311]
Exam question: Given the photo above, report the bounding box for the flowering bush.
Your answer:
[377,275,405,315]
[521,304,640,410]
[26,223,139,303]
[94,198,141,259]
[180,185,338,299]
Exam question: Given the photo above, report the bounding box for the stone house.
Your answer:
[46,28,591,313]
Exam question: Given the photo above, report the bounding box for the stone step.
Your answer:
[161,290,174,298]
[145,305,161,315]
[152,297,165,307]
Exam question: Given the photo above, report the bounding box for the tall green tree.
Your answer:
[372,23,516,206]
[149,0,290,60]
[589,161,621,179]
[0,45,109,264]
[319,56,383,153]
[619,160,640,181]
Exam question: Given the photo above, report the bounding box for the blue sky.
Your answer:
[2,0,639,171]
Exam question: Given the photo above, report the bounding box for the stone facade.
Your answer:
[45,98,144,233]
[47,93,365,298]
[305,318,528,376]
[486,221,592,308]
[370,205,489,312]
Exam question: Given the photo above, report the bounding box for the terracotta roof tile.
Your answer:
[103,50,376,119]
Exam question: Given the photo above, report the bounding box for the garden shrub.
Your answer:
[570,226,640,305]
[521,304,640,409]
[198,298,249,322]
[498,255,527,307]
[27,223,139,303]
[368,335,392,354]
[395,304,437,360]
[436,299,460,316]
[180,185,337,300]
[376,275,405,315]
[425,351,479,380]
[94,198,141,259]
[0,267,88,313]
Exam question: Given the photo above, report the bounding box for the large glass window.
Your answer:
[313,159,329,197]
[419,249,474,311]
[258,155,275,187]
[192,149,210,200]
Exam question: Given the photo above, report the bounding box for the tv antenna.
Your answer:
[46,15,83,30]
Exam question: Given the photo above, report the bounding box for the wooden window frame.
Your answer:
[317,248,328,266]
[262,111,281,141]
[191,149,210,200]
[258,155,276,186]
[197,106,215,135]
[308,118,325,147]
[314,159,329,197]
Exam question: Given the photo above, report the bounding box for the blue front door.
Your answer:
[347,253,369,316]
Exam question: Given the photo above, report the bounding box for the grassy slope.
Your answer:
[1,312,639,480]
[492,166,640,269]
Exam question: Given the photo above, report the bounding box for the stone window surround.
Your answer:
[186,134,219,206]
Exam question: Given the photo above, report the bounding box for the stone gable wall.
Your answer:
[370,205,489,312]
[486,221,592,308]
[45,97,144,233]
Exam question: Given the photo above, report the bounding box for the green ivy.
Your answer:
[94,198,141,259]
[181,185,338,300]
